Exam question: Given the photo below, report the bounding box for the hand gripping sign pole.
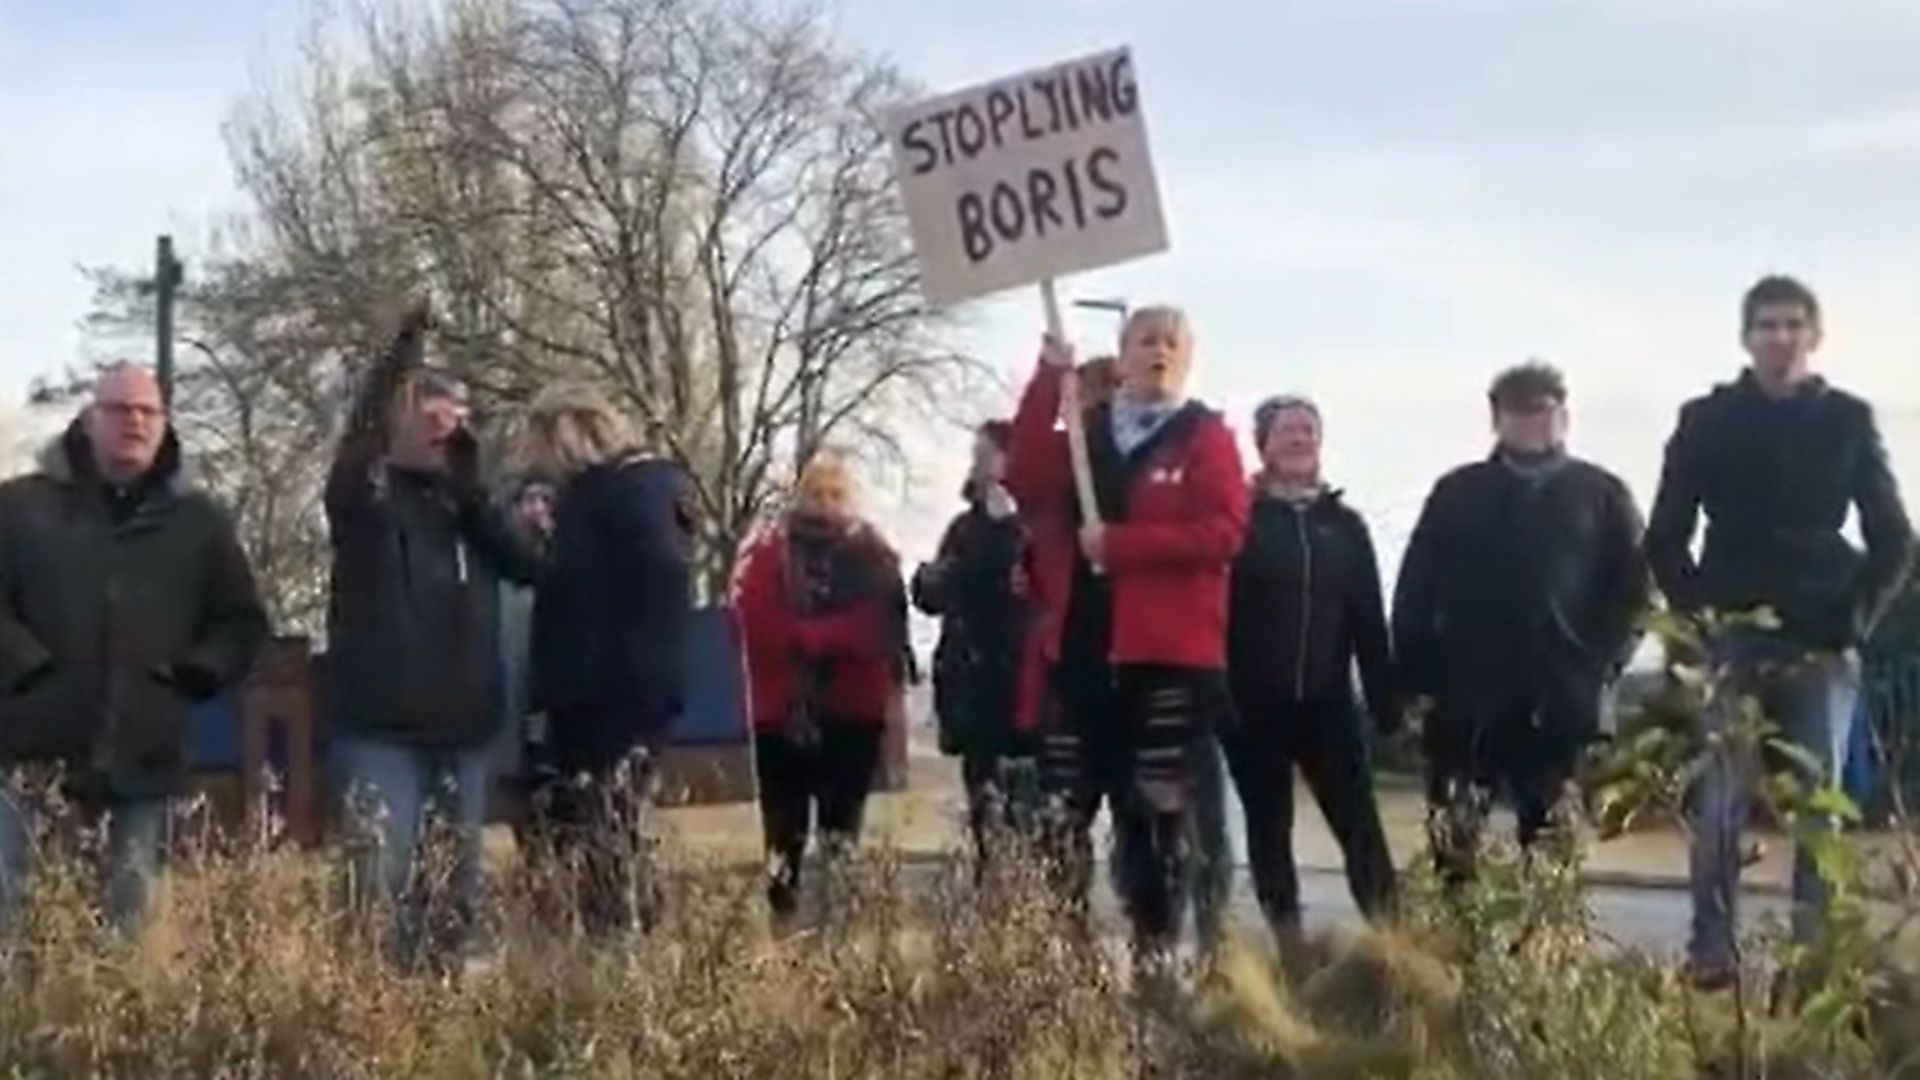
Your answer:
[1041,278,1103,535]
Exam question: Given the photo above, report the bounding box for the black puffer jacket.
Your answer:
[0,425,267,796]
[911,488,1028,754]
[1394,452,1649,739]
[1226,488,1397,729]
[1647,371,1914,650]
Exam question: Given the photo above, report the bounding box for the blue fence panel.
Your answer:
[187,694,243,771]
[673,606,750,747]
[183,604,752,776]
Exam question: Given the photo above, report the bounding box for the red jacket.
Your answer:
[733,523,904,733]
[1007,362,1249,671]
[1012,542,1049,734]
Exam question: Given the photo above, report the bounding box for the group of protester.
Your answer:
[0,275,1906,992]
[0,311,701,966]
[913,274,1912,988]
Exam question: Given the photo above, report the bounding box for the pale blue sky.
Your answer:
[6,0,1920,565]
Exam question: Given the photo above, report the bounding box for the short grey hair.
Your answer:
[1253,393,1321,449]
[91,360,160,398]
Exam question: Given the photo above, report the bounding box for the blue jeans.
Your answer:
[334,737,491,960]
[1688,633,1860,972]
[0,782,168,935]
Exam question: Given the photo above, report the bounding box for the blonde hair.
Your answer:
[524,384,640,478]
[794,451,862,515]
[798,450,857,490]
[1120,305,1192,348]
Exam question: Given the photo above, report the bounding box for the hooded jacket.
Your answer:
[0,424,267,795]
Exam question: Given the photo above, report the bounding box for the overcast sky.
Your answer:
[6,0,1920,573]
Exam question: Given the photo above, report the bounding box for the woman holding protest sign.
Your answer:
[1007,307,1248,966]
[734,453,909,924]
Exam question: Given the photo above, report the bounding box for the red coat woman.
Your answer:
[733,453,906,920]
[1005,306,1248,958]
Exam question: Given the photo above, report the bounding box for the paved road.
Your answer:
[1284,867,1789,954]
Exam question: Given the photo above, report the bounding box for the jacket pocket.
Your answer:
[0,676,76,760]
[110,669,195,785]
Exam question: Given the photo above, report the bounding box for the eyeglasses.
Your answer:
[96,401,163,421]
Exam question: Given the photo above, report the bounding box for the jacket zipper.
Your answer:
[97,566,122,772]
[1293,505,1312,702]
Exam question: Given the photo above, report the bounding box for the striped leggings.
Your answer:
[1039,663,1221,949]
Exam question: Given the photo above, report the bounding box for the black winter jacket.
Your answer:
[531,456,695,768]
[1226,488,1397,730]
[1646,371,1913,650]
[912,490,1028,754]
[0,425,267,795]
[1394,451,1649,739]
[326,444,543,749]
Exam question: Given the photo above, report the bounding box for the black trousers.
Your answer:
[1188,734,1233,948]
[1042,662,1221,949]
[960,743,1043,864]
[529,740,661,935]
[754,721,883,916]
[1221,698,1396,928]
[1424,689,1585,883]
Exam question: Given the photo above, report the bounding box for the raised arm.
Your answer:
[326,304,432,526]
[1006,358,1073,513]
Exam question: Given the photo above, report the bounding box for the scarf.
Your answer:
[1110,398,1184,456]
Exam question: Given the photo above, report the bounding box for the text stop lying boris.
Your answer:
[887,46,1169,306]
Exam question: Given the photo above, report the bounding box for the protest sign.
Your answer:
[887,46,1167,305]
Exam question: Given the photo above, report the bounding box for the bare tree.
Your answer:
[222,0,986,590]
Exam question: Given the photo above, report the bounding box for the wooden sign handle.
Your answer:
[1041,278,1102,535]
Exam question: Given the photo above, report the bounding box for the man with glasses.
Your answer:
[1647,275,1913,991]
[1394,362,1649,883]
[0,362,266,933]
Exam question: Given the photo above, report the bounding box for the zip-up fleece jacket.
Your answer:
[1227,487,1398,730]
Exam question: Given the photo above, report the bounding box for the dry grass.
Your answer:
[0,799,1917,1078]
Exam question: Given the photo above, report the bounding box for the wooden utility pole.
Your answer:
[154,235,183,406]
